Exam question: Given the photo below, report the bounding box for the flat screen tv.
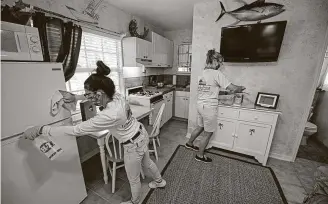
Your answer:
[220,21,287,62]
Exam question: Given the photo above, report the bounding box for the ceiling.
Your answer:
[107,0,203,31]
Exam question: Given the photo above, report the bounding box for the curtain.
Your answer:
[61,23,82,82]
[32,12,82,82]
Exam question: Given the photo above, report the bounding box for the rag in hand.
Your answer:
[51,90,77,116]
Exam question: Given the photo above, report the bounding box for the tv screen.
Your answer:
[220,21,287,62]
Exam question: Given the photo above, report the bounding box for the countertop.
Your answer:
[218,104,282,114]
[144,86,190,93]
[130,105,154,120]
[83,105,153,139]
[73,105,153,123]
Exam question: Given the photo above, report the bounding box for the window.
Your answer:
[66,31,123,110]
[178,43,192,73]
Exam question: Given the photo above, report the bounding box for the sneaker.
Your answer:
[148,179,166,189]
[195,155,212,163]
[185,143,199,151]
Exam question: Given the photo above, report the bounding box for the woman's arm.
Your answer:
[226,84,246,93]
[41,110,119,138]
[75,94,86,101]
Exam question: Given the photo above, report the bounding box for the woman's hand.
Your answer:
[59,90,76,103]
[23,126,43,140]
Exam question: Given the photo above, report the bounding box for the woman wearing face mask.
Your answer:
[185,49,245,163]
[23,61,166,204]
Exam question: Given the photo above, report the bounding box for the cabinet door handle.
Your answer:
[249,129,255,135]
[218,123,223,129]
[235,134,238,138]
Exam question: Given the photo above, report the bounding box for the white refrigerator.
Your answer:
[1,62,87,204]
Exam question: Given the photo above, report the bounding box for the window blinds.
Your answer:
[68,31,122,93]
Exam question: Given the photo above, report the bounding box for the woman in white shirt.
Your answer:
[23,61,166,204]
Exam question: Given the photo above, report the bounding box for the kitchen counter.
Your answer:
[218,104,282,114]
[72,105,153,124]
[144,86,189,94]
[130,104,153,120]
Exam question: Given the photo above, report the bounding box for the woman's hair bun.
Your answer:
[96,60,111,76]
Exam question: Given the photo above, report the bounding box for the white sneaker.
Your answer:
[148,179,166,189]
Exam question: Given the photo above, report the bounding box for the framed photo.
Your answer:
[255,92,280,109]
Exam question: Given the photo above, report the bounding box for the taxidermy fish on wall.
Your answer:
[216,0,285,25]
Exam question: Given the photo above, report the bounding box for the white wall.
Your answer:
[189,0,328,160]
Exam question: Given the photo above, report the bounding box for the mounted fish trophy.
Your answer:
[216,0,285,26]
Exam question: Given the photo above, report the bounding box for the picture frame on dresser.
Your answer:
[255,92,280,109]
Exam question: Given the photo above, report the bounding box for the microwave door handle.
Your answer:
[15,33,22,52]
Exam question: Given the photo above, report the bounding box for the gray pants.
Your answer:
[123,127,162,203]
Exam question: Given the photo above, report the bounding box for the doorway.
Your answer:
[296,45,328,164]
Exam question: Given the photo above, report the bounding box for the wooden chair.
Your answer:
[148,103,166,161]
[105,133,145,193]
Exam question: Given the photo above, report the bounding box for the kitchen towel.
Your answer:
[51,90,77,116]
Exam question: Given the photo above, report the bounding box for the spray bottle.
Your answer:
[33,134,63,160]
[25,126,64,160]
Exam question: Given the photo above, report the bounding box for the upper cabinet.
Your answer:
[151,32,173,68]
[123,37,152,67]
[122,33,173,68]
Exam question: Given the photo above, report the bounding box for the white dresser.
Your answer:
[209,105,280,166]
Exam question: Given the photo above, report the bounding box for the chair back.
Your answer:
[150,103,166,138]
[105,133,124,162]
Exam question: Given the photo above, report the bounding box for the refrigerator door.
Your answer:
[1,62,71,139]
[1,62,87,204]
[1,118,87,204]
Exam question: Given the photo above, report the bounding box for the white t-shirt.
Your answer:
[197,69,231,106]
[44,93,140,143]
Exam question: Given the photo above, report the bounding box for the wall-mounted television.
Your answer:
[220,21,287,62]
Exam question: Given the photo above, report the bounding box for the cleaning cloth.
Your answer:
[51,90,77,116]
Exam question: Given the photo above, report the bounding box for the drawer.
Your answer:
[218,107,239,119]
[239,110,274,124]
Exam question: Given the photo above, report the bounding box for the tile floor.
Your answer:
[80,119,328,204]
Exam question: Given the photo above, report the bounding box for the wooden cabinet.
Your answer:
[151,32,173,68]
[174,91,189,119]
[161,91,173,127]
[210,106,280,166]
[123,37,152,67]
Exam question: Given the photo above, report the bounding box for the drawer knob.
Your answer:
[218,123,224,129]
[249,129,255,135]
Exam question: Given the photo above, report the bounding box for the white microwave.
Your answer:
[1,21,43,61]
